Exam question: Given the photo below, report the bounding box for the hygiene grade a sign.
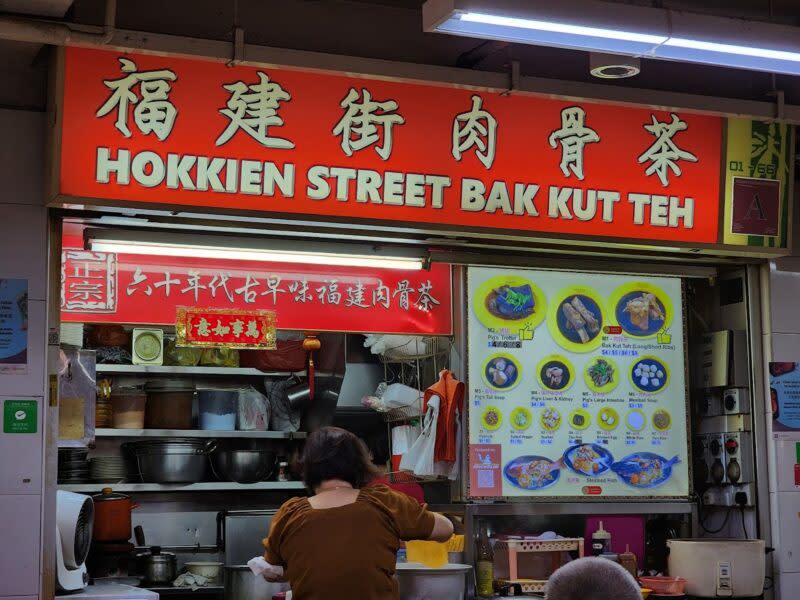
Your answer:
[53,47,728,247]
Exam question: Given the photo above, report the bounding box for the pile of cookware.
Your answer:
[125,439,212,483]
[124,439,277,484]
[58,447,90,484]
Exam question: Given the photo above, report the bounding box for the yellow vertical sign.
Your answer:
[723,119,793,248]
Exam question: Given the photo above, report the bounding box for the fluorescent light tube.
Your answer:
[662,37,800,63]
[424,0,800,75]
[460,12,667,45]
[86,230,427,271]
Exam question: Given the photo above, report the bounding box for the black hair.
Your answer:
[294,426,380,490]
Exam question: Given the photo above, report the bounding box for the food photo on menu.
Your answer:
[467,267,688,499]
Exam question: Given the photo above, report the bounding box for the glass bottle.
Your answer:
[475,525,494,597]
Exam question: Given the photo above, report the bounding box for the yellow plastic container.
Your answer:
[406,540,448,568]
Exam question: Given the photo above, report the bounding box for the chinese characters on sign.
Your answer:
[61,250,117,311]
[60,226,453,335]
[59,47,724,246]
[175,307,277,349]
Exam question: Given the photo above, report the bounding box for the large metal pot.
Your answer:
[211,449,276,483]
[137,547,176,585]
[395,563,472,600]
[130,440,213,483]
[92,488,138,542]
[225,565,288,600]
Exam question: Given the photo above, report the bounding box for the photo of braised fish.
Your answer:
[563,443,614,476]
[485,284,535,321]
[504,455,562,490]
[611,453,680,488]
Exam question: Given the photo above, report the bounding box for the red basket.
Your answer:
[638,576,686,595]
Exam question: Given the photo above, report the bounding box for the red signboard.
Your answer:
[60,225,452,334]
[175,307,276,349]
[731,177,781,237]
[56,47,722,245]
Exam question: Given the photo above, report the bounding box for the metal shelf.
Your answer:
[465,501,695,516]
[58,481,306,493]
[95,428,306,439]
[95,364,299,376]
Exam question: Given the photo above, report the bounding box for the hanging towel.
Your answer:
[423,370,464,462]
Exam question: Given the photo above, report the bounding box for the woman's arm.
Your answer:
[428,512,454,542]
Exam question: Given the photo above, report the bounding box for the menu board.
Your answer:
[467,267,689,499]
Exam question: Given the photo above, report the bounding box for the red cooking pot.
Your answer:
[92,488,138,542]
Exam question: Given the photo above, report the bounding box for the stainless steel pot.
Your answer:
[225,565,288,600]
[137,547,176,585]
[131,440,213,483]
[211,449,276,483]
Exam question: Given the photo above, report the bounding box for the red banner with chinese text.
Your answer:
[60,225,452,335]
[175,307,277,349]
[56,47,722,246]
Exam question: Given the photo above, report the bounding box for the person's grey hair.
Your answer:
[545,557,641,600]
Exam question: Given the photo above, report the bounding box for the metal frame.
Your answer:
[85,29,800,124]
[463,501,698,566]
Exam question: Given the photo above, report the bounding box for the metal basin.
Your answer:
[211,449,276,484]
[225,566,288,600]
[130,440,211,483]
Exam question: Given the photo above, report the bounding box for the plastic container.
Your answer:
[145,381,194,429]
[198,390,238,431]
[638,576,687,595]
[111,390,147,429]
[619,544,637,579]
[592,521,612,556]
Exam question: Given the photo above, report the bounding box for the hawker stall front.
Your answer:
[42,45,793,600]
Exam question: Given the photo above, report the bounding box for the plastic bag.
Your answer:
[200,347,240,367]
[400,396,439,477]
[164,339,203,366]
[382,383,422,409]
[237,386,271,431]
[265,378,300,432]
[58,347,97,447]
[239,340,307,372]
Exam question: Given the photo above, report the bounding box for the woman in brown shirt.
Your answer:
[263,426,454,599]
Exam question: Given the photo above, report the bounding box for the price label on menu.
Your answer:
[467,267,688,499]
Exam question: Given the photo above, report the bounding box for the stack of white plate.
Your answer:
[90,456,127,483]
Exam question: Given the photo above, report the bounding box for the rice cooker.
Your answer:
[667,539,766,598]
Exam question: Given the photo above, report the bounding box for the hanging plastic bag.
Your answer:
[237,386,271,431]
[400,396,439,477]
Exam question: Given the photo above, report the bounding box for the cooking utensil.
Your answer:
[210,448,276,483]
[184,561,223,582]
[92,488,138,542]
[137,546,176,585]
[198,389,238,430]
[144,380,195,429]
[111,389,147,429]
[395,563,472,600]
[286,381,311,411]
[225,565,288,600]
[667,538,766,598]
[130,439,213,483]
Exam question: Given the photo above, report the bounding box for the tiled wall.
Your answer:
[0,109,49,599]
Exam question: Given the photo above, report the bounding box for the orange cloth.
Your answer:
[423,369,464,463]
